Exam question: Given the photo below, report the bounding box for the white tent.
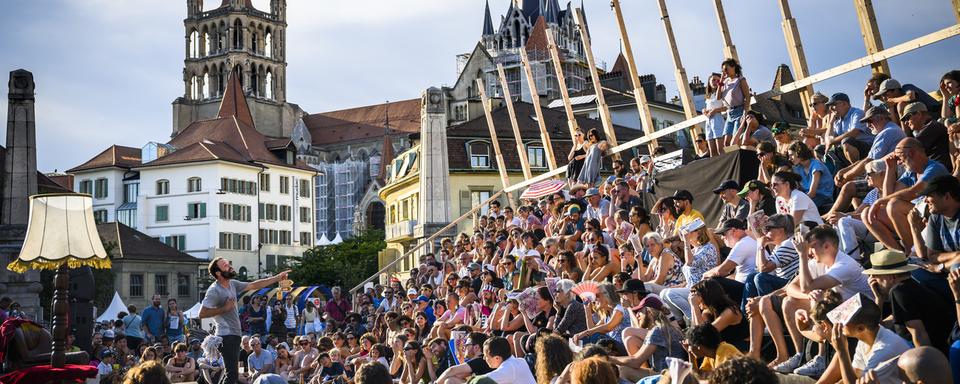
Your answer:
[184,302,203,319]
[316,233,330,246]
[330,233,343,244]
[96,292,128,323]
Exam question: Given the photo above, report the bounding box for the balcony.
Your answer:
[385,220,417,241]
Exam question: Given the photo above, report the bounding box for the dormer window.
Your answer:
[468,141,491,169]
[526,143,546,169]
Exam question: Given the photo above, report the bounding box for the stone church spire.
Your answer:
[482,0,495,36]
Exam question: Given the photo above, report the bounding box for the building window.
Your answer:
[156,205,169,223]
[471,190,493,216]
[78,180,93,194]
[177,274,190,297]
[160,235,186,251]
[260,203,278,221]
[259,173,270,192]
[218,232,252,250]
[279,230,292,245]
[93,209,108,224]
[130,274,143,297]
[299,207,311,223]
[123,183,139,204]
[279,176,290,194]
[155,274,168,296]
[299,179,310,197]
[279,205,291,221]
[94,178,108,199]
[118,208,137,229]
[187,177,202,193]
[468,141,490,168]
[219,203,251,222]
[156,180,169,195]
[186,202,206,219]
[299,231,312,246]
[219,177,256,195]
[527,144,546,169]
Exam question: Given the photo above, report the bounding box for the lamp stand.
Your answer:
[51,263,69,368]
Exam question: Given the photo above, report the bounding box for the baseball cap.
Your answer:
[189,338,201,345]
[859,106,890,123]
[102,330,115,339]
[585,188,600,197]
[825,92,850,106]
[714,218,747,235]
[100,349,115,359]
[406,288,418,296]
[712,180,739,194]
[736,180,767,197]
[873,79,902,99]
[771,121,790,135]
[617,279,649,295]
[565,205,581,216]
[467,262,481,271]
[638,155,652,163]
[414,295,430,303]
[899,102,927,122]
[631,295,665,312]
[672,189,694,202]
[919,174,960,197]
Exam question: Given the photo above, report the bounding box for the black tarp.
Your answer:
[650,150,760,227]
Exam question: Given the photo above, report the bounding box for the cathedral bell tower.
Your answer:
[172,0,300,138]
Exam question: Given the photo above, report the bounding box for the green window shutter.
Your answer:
[200,203,206,218]
[459,190,471,216]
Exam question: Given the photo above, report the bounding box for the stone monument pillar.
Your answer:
[0,69,42,319]
[415,87,451,250]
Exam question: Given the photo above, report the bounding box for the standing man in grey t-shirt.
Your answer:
[200,257,289,384]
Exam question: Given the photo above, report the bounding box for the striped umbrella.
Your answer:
[520,179,566,199]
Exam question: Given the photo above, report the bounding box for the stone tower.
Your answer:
[0,69,41,319]
[2,69,37,225]
[172,0,302,138]
[415,87,451,245]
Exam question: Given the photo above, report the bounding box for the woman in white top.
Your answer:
[702,73,727,157]
[718,58,752,148]
[771,171,824,225]
[301,301,319,335]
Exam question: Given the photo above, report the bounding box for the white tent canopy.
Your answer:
[317,234,330,246]
[96,292,128,323]
[331,233,343,244]
[184,302,203,319]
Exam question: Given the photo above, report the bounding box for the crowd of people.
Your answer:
[73,61,960,384]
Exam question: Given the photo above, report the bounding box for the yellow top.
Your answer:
[675,209,705,234]
[700,342,742,372]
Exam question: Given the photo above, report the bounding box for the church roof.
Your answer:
[303,98,421,145]
[67,145,142,173]
[217,70,255,128]
[525,17,550,53]
[98,222,205,263]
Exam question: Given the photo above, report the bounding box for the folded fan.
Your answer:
[571,281,600,304]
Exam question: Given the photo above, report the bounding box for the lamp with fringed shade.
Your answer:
[7,193,110,367]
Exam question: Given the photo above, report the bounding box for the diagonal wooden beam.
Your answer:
[476,78,516,207]
[545,32,580,142]
[610,0,659,154]
[496,63,533,180]
[711,0,739,61]
[777,0,815,119]
[519,48,559,171]
[655,0,701,138]
[853,0,890,74]
[574,7,620,155]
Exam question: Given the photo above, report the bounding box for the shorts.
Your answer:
[724,106,744,137]
[705,115,726,140]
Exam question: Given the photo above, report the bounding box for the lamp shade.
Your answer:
[7,193,110,273]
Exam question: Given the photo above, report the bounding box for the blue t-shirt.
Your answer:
[141,306,165,338]
[794,159,834,199]
[123,314,143,339]
[834,107,875,145]
[247,350,275,372]
[897,159,949,189]
[867,123,906,160]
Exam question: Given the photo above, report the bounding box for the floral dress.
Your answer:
[683,243,718,288]
[659,249,686,288]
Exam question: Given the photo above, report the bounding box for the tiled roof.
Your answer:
[303,98,421,145]
[525,17,549,53]
[67,145,142,173]
[97,222,205,263]
[217,69,255,128]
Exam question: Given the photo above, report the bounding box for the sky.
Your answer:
[1,0,957,173]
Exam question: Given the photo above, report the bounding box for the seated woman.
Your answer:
[572,283,631,348]
[771,171,824,225]
[165,342,198,383]
[582,244,618,283]
[788,141,835,209]
[197,336,224,384]
[635,232,685,294]
[610,296,686,382]
[274,344,294,381]
[510,286,557,357]
[661,220,719,322]
[690,279,749,351]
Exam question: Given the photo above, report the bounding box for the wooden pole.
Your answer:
[853,0,890,74]
[655,0,701,137]
[610,0,659,154]
[954,0,960,23]
[777,0,815,119]
[574,7,620,155]
[496,63,534,180]
[476,78,516,208]
[545,31,581,142]
[711,0,739,61]
[519,48,559,171]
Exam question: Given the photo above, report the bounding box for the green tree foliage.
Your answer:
[289,230,384,290]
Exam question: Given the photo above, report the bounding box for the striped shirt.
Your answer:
[767,238,799,280]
